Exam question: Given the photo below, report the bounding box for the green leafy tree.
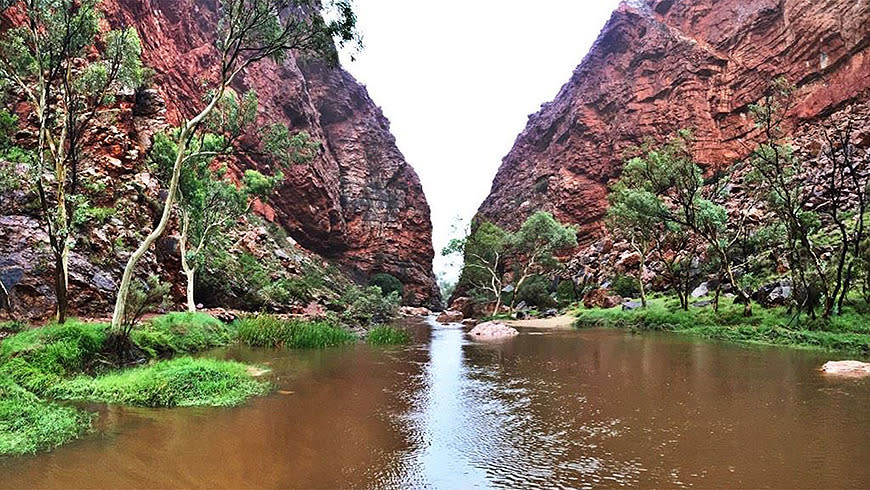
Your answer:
[507,211,577,309]
[111,0,358,331]
[618,131,754,313]
[0,0,142,323]
[444,221,510,316]
[150,90,315,312]
[747,78,870,317]
[606,187,665,307]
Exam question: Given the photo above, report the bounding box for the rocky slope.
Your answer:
[477,0,870,245]
[0,0,440,319]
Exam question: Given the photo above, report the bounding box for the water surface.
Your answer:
[2,319,869,488]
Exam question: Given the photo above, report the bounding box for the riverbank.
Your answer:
[0,312,404,456]
[574,298,870,356]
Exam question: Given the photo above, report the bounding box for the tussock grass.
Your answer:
[366,325,410,345]
[236,314,356,349]
[132,312,236,357]
[574,298,870,355]
[0,376,91,456]
[51,357,270,408]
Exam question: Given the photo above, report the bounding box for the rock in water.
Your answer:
[468,322,519,340]
[436,310,464,324]
[821,361,870,377]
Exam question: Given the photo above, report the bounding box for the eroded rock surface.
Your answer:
[0,0,440,318]
[477,0,870,247]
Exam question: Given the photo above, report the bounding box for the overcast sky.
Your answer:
[339,1,622,283]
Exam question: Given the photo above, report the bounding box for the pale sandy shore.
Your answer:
[504,315,576,330]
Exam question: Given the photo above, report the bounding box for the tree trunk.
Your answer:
[111,128,190,330]
[54,251,68,324]
[491,294,502,317]
[638,254,647,308]
[179,212,197,313]
[184,267,196,313]
[0,275,13,319]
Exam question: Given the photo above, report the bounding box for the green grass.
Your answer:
[366,325,410,345]
[0,314,265,456]
[0,321,108,394]
[236,314,357,349]
[131,312,237,358]
[0,375,92,456]
[574,297,870,355]
[50,357,270,408]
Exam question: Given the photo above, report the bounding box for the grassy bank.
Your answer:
[574,297,870,355]
[0,313,261,456]
[0,312,376,455]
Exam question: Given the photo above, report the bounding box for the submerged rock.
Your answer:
[821,361,870,377]
[468,322,519,340]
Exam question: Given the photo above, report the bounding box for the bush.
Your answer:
[51,357,270,408]
[611,275,640,298]
[369,273,404,298]
[516,275,556,308]
[366,325,410,345]
[131,312,235,358]
[556,280,576,305]
[236,314,356,349]
[336,286,400,327]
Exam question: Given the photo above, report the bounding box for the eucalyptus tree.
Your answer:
[0,0,142,323]
[111,0,358,331]
[507,211,577,310]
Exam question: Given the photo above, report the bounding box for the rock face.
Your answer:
[0,0,440,318]
[101,0,440,307]
[477,0,870,245]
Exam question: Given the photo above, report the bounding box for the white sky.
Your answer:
[339,1,622,283]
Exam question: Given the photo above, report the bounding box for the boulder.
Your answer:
[399,306,432,317]
[542,308,559,318]
[449,296,475,318]
[821,360,870,377]
[756,280,792,307]
[691,282,709,298]
[692,300,714,308]
[436,310,464,324]
[622,300,643,311]
[468,321,519,340]
[583,288,622,309]
[461,318,479,327]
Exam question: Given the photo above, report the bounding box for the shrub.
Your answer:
[366,325,410,345]
[51,357,270,408]
[336,286,400,327]
[236,314,356,349]
[516,275,556,308]
[121,276,171,332]
[369,273,404,298]
[556,280,576,305]
[611,275,640,298]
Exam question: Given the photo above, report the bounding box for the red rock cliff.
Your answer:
[100,0,440,306]
[477,0,870,243]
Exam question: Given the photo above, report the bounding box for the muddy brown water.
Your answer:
[2,318,869,489]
